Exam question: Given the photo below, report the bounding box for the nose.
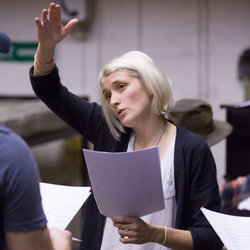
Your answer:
[110,92,120,107]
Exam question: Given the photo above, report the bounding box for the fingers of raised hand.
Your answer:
[40,3,61,25]
[48,3,60,20]
[41,9,48,24]
[55,4,61,20]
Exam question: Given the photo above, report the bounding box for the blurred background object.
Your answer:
[53,0,95,40]
[238,47,250,100]
[169,99,233,147]
[0,32,11,53]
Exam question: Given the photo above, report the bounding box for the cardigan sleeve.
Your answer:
[189,143,223,249]
[29,65,107,144]
[174,127,223,250]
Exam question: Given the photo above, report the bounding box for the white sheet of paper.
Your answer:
[238,197,250,211]
[83,147,165,218]
[201,207,250,250]
[40,182,91,230]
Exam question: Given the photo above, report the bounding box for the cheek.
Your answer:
[130,86,147,99]
[137,90,151,104]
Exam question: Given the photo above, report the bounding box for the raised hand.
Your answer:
[35,2,78,47]
[33,3,79,76]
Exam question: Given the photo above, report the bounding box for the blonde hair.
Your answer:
[98,50,174,140]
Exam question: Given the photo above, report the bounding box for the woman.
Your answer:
[30,3,223,250]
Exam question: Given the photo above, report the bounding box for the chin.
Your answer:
[123,123,136,130]
[120,119,133,128]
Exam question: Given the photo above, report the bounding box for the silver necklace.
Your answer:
[150,127,166,147]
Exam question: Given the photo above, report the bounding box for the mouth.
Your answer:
[116,108,126,117]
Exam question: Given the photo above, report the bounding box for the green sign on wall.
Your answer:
[0,42,38,62]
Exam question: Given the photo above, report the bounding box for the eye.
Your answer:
[118,83,125,90]
[104,92,111,102]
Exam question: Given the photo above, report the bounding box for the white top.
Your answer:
[101,133,176,250]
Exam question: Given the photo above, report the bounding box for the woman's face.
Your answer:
[101,69,152,128]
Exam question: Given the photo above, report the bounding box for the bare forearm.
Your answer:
[6,227,54,250]
[33,43,55,76]
[140,224,193,249]
[160,227,193,250]
[6,227,72,250]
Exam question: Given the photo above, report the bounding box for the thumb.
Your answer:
[64,18,79,34]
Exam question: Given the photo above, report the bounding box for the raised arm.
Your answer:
[34,2,78,76]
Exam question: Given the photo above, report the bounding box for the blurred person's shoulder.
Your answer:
[0,124,33,162]
[0,124,11,134]
[0,124,27,147]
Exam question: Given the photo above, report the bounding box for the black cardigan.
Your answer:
[30,66,223,250]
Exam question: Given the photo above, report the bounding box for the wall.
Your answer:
[1,0,250,184]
